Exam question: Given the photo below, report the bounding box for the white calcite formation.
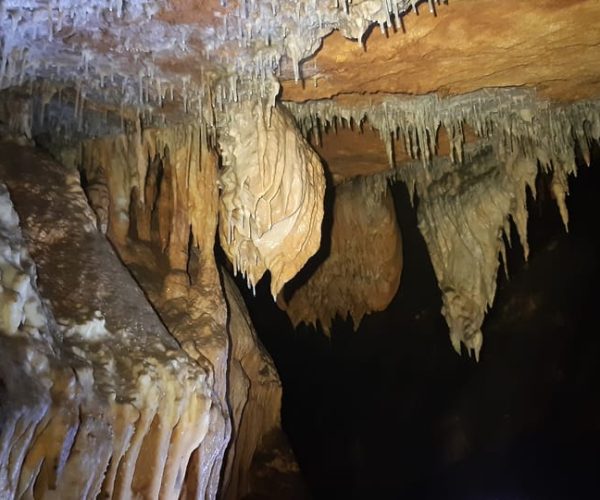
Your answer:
[0,0,447,127]
[288,88,600,357]
[279,179,403,334]
[0,144,224,498]
[0,185,46,338]
[218,100,326,299]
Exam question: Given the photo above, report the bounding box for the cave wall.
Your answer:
[0,144,217,498]
[0,131,303,498]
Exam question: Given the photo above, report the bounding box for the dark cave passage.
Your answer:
[226,146,600,500]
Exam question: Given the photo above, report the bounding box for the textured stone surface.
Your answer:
[1,0,600,495]
[69,122,304,498]
[218,101,326,298]
[222,271,306,500]
[288,89,600,353]
[282,0,600,103]
[279,179,403,334]
[0,143,217,499]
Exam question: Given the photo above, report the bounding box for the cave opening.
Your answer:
[225,142,600,499]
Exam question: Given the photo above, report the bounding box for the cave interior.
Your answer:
[1,1,600,499]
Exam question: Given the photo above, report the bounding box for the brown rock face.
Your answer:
[279,180,403,334]
[73,122,304,499]
[222,272,306,500]
[282,0,600,103]
[0,144,217,499]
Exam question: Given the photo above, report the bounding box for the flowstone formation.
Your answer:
[279,178,403,334]
[0,145,218,498]
[71,121,304,497]
[288,88,600,356]
[218,100,325,298]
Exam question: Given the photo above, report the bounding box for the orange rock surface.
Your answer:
[282,0,600,102]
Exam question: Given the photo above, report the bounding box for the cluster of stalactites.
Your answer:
[0,79,219,146]
[287,88,598,176]
[278,178,403,334]
[0,0,448,135]
[0,1,275,134]
[209,1,448,80]
[286,89,600,357]
[218,100,326,299]
[286,88,600,238]
[0,2,180,106]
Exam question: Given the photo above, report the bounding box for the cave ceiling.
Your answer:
[3,1,599,122]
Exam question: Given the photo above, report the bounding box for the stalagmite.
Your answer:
[279,179,403,334]
[218,100,326,299]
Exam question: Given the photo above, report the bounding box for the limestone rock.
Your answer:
[279,179,403,334]
[70,121,304,499]
[0,143,221,499]
[0,2,599,496]
[417,153,538,360]
[0,91,32,143]
[78,125,234,498]
[218,101,326,299]
[287,88,600,356]
[282,0,600,103]
[222,271,305,500]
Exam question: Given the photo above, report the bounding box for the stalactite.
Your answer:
[76,123,221,283]
[286,89,600,177]
[417,152,538,360]
[286,88,600,356]
[136,153,161,242]
[80,134,133,245]
[279,179,403,334]
[218,100,326,299]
